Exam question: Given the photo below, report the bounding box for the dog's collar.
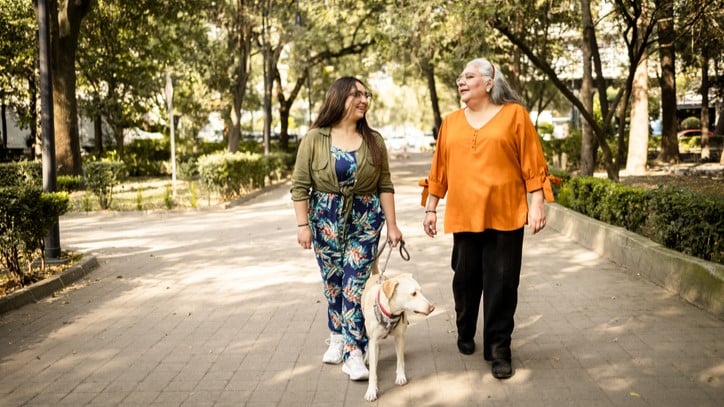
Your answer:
[375,289,402,337]
[376,290,396,319]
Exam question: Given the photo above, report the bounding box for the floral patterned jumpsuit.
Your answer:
[309,146,385,358]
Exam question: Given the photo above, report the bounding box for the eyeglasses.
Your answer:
[455,73,482,85]
[349,91,373,100]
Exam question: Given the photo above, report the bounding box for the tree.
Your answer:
[655,0,679,163]
[77,0,207,159]
[204,0,260,153]
[44,0,92,175]
[267,0,378,151]
[626,3,650,175]
[675,0,724,162]
[0,1,39,158]
[484,0,658,180]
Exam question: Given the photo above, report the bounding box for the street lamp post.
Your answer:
[165,71,176,200]
[36,0,61,260]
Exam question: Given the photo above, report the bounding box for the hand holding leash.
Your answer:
[377,239,410,281]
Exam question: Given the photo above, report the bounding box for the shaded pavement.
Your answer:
[0,152,722,406]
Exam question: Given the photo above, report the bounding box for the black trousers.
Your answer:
[451,228,524,361]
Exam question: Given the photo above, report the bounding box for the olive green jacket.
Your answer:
[290,127,395,202]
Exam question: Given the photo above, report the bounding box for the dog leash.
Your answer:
[376,239,410,282]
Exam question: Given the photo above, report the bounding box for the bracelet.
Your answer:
[425,210,436,214]
[297,223,309,227]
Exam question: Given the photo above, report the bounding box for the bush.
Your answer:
[57,175,84,192]
[0,186,69,284]
[124,139,170,177]
[197,151,266,200]
[83,160,126,209]
[647,187,723,263]
[196,151,295,200]
[0,160,41,188]
[680,116,701,130]
[558,176,722,264]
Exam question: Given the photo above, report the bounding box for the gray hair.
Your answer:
[467,58,522,105]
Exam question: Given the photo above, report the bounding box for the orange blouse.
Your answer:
[421,103,554,234]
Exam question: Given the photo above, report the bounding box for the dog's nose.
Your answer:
[428,304,435,313]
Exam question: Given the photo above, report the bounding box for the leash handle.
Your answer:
[377,239,410,261]
[376,239,410,282]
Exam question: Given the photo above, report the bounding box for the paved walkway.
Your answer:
[0,152,722,406]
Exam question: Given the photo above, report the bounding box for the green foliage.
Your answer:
[680,116,701,130]
[124,139,170,177]
[164,185,174,209]
[559,177,723,264]
[541,129,581,172]
[0,160,42,188]
[537,122,554,136]
[136,186,143,211]
[57,175,84,192]
[83,160,126,209]
[196,152,266,200]
[647,187,723,263]
[0,186,69,283]
[0,0,38,129]
[188,181,198,208]
[196,151,294,200]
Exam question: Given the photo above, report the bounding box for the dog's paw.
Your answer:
[395,373,408,386]
[364,386,378,401]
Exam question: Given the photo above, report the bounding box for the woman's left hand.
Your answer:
[528,190,546,234]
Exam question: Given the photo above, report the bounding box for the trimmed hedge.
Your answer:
[196,151,294,200]
[0,161,42,188]
[558,176,723,264]
[0,186,70,283]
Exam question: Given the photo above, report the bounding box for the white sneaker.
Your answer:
[322,333,344,364]
[342,349,369,381]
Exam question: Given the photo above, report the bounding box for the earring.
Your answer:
[486,88,491,93]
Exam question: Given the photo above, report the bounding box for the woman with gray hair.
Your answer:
[420,58,556,379]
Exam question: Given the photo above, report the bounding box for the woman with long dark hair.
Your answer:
[291,76,403,381]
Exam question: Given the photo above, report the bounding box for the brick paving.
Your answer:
[0,152,721,406]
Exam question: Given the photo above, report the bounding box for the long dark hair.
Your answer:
[311,76,382,166]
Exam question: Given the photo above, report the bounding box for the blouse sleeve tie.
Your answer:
[418,178,429,207]
[542,174,563,203]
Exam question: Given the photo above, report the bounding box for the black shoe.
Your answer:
[457,338,475,355]
[491,359,513,379]
[483,350,492,361]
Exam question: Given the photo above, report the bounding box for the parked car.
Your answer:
[677,129,722,161]
[676,129,714,139]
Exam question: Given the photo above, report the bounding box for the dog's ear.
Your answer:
[381,279,399,300]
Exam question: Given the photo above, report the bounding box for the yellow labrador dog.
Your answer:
[361,266,435,402]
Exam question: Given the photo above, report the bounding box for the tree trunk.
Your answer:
[421,60,442,139]
[580,0,595,175]
[94,113,103,158]
[626,5,650,175]
[112,124,125,160]
[1,94,7,153]
[700,53,710,161]
[626,54,650,175]
[28,76,38,157]
[48,0,90,176]
[262,41,273,156]
[228,86,243,153]
[225,2,253,153]
[656,0,679,163]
